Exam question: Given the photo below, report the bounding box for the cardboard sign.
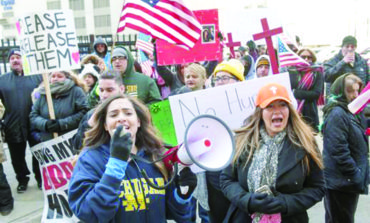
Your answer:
[169,73,292,143]
[30,130,80,223]
[17,10,80,75]
[156,9,222,65]
[150,100,178,146]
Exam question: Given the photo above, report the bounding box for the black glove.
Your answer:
[110,125,132,161]
[45,120,60,132]
[249,193,286,214]
[175,167,197,199]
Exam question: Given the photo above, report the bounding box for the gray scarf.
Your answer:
[248,127,286,222]
[39,79,75,96]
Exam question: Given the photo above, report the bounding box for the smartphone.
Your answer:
[255,185,273,196]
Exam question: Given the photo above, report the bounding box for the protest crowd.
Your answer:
[0,2,370,223]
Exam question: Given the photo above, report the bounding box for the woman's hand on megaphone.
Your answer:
[110,125,132,161]
[175,167,197,200]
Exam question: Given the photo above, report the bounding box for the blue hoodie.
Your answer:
[68,144,192,223]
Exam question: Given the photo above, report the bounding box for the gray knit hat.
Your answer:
[111,47,128,61]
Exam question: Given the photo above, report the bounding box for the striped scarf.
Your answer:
[295,65,324,113]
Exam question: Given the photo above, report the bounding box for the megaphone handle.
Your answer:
[140,163,178,190]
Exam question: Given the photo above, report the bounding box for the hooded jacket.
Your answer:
[68,144,192,223]
[115,47,162,104]
[0,71,42,143]
[93,37,111,69]
[254,55,273,78]
[322,73,369,194]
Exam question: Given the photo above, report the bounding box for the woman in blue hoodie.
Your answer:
[68,94,194,223]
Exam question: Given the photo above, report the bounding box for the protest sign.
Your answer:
[156,9,222,65]
[149,100,178,146]
[17,10,80,75]
[169,73,292,143]
[30,130,81,223]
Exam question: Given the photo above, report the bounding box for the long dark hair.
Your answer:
[83,94,169,179]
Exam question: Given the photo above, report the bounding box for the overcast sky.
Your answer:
[186,0,370,48]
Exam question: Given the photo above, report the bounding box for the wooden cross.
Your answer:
[225,33,241,58]
[253,18,283,74]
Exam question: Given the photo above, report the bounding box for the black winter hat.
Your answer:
[7,48,21,61]
[342,36,357,47]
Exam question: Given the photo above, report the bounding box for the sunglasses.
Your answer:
[300,55,312,60]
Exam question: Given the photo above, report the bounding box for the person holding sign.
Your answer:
[220,83,324,222]
[0,48,43,193]
[30,70,88,144]
[321,73,369,223]
[68,94,195,222]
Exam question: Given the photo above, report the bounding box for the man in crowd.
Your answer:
[111,46,162,104]
[255,55,272,78]
[0,48,43,192]
[93,37,111,69]
[73,70,125,151]
[324,35,369,97]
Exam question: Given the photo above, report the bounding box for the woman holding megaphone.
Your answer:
[220,83,325,222]
[68,94,196,222]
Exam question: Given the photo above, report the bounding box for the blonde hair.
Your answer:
[233,103,324,172]
[185,63,207,80]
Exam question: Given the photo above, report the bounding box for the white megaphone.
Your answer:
[163,114,235,173]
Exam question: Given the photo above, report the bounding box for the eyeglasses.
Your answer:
[213,76,237,82]
[300,55,312,60]
[112,56,127,62]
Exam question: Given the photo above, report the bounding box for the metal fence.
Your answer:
[0,34,137,74]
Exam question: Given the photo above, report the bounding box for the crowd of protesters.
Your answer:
[0,33,369,223]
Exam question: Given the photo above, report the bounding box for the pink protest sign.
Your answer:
[156,9,222,66]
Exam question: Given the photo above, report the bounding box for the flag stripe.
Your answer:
[277,36,309,68]
[117,0,201,50]
[120,8,196,46]
[124,3,200,38]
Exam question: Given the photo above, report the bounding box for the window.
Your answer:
[47,1,61,10]
[75,17,86,29]
[3,25,14,30]
[93,0,110,8]
[94,15,110,27]
[69,0,84,10]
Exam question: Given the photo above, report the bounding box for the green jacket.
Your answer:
[117,46,162,104]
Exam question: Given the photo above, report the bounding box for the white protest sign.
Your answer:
[30,130,80,223]
[17,10,80,75]
[169,73,292,143]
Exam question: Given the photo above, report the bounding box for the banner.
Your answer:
[169,73,292,143]
[30,130,81,223]
[156,9,222,65]
[17,10,80,75]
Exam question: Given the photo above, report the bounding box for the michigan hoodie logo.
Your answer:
[119,177,165,211]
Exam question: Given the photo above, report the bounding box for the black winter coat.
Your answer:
[0,71,42,143]
[289,71,323,132]
[322,106,369,194]
[220,139,324,223]
[30,85,88,142]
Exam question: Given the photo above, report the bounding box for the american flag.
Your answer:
[138,50,153,76]
[136,32,154,56]
[277,36,309,68]
[117,0,202,50]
